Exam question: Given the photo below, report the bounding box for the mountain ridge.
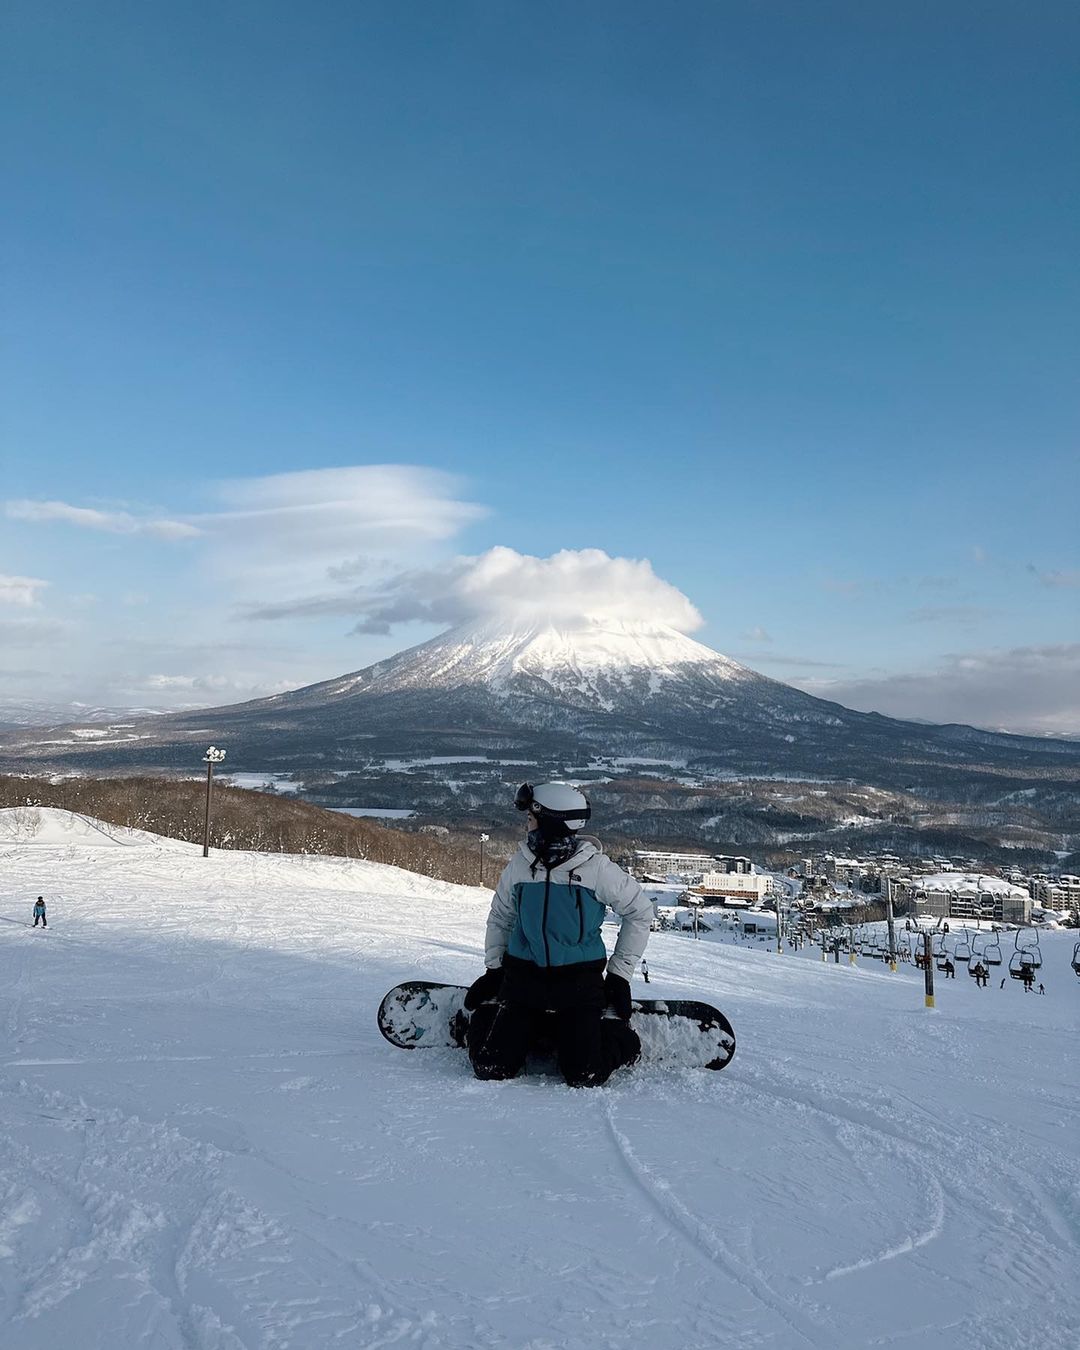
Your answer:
[1,617,1077,861]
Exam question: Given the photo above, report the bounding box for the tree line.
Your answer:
[0,775,510,887]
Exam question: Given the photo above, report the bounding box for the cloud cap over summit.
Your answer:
[248,546,706,637]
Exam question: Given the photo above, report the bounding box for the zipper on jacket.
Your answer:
[575,885,584,942]
[542,870,552,966]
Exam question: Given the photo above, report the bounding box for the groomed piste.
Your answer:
[1,808,1078,1349]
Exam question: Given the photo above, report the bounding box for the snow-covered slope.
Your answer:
[0,807,190,850]
[309,615,750,706]
[2,812,1078,1348]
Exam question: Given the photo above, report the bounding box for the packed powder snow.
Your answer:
[1,808,1078,1349]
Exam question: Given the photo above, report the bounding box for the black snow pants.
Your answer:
[467,1001,640,1088]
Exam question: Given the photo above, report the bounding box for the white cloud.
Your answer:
[247,545,705,635]
[5,499,200,539]
[0,574,49,607]
[5,466,487,623]
[201,466,487,588]
[796,643,1080,736]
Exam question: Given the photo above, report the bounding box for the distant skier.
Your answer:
[32,897,47,928]
[641,958,650,984]
[464,782,652,1088]
[1038,982,1045,995]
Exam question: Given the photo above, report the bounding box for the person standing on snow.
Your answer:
[464,782,652,1088]
[32,897,47,928]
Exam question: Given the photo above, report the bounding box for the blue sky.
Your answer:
[2,1,1078,732]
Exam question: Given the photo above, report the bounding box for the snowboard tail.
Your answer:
[377,981,736,1071]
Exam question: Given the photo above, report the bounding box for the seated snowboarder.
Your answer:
[465,782,653,1088]
[32,896,47,928]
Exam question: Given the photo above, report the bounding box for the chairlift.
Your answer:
[1008,930,1042,979]
[932,933,948,959]
[983,936,1003,967]
[953,936,972,964]
[1072,941,1080,977]
[1017,928,1042,967]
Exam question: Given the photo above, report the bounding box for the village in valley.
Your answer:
[627,846,1080,979]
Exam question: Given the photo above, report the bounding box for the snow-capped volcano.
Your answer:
[298,616,753,710]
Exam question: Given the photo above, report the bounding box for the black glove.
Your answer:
[464,966,504,1010]
[604,972,632,1021]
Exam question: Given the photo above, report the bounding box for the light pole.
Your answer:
[479,833,489,886]
[202,746,227,857]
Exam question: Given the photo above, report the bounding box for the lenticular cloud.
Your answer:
[248,546,705,636]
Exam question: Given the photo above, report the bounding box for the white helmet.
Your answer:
[515,781,591,830]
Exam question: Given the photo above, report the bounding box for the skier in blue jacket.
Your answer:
[32,897,47,927]
[465,782,653,1087]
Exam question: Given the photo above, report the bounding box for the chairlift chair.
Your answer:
[983,937,1003,967]
[953,936,972,964]
[1071,941,1080,977]
[1013,929,1043,970]
[1008,929,1042,979]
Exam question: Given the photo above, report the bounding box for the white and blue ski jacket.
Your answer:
[484,835,653,982]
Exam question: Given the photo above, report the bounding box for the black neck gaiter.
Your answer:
[527,823,577,870]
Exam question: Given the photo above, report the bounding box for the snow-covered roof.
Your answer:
[915,871,1029,898]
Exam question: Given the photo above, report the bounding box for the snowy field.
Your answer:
[1,810,1078,1350]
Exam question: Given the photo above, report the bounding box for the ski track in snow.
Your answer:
[1,809,1079,1349]
[602,1098,828,1347]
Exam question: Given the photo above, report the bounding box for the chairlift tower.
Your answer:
[885,875,898,972]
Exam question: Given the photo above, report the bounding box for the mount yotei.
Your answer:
[2,617,1078,858]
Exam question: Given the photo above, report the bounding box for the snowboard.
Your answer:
[377,980,736,1072]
